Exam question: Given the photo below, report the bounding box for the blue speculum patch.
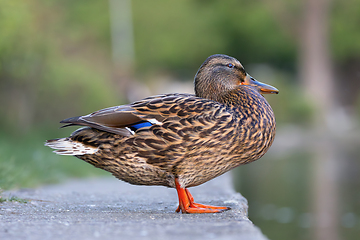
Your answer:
[130,121,152,131]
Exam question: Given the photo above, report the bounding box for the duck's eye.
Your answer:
[226,63,234,68]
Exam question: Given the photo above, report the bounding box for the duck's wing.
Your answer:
[60,105,139,136]
[127,93,235,170]
[60,93,209,136]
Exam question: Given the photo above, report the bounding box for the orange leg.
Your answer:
[175,178,231,214]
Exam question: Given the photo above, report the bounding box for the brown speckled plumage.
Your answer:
[45,54,278,213]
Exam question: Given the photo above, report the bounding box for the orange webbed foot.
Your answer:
[175,179,231,214]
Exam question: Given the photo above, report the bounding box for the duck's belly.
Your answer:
[76,137,269,189]
[77,152,175,187]
[172,152,244,188]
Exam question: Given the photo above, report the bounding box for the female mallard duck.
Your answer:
[45,54,278,214]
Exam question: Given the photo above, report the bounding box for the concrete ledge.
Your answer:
[0,173,268,240]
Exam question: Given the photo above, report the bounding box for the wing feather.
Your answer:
[60,93,231,139]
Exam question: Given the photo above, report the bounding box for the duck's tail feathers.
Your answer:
[45,138,99,156]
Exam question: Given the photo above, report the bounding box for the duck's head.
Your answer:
[194,54,278,101]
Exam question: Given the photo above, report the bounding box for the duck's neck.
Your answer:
[209,86,265,107]
[194,73,241,102]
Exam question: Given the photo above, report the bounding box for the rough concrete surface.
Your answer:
[0,173,268,240]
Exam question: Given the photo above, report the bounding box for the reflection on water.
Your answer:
[233,125,360,240]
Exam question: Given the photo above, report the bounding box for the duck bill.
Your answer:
[257,81,279,94]
[242,74,279,94]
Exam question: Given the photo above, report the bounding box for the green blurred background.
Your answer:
[0,0,359,240]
